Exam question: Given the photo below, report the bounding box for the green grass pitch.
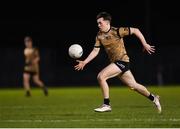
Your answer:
[0,86,180,128]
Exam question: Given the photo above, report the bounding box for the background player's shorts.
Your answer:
[114,60,130,74]
[24,64,39,76]
[24,70,38,76]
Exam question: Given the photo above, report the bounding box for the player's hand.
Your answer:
[143,43,155,54]
[32,58,39,64]
[74,60,87,71]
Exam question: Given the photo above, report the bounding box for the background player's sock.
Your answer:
[43,86,48,96]
[26,90,31,97]
[104,98,110,105]
[148,93,155,101]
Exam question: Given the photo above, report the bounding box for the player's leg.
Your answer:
[95,63,122,112]
[97,63,121,99]
[32,74,48,96]
[23,73,31,96]
[32,74,44,87]
[119,70,162,113]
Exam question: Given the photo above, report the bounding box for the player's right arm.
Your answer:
[74,37,101,71]
[74,47,100,71]
[24,48,27,56]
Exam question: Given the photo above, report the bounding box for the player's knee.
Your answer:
[23,76,28,81]
[23,79,28,85]
[34,79,43,86]
[132,83,144,91]
[97,73,106,82]
[127,82,138,90]
[33,79,39,84]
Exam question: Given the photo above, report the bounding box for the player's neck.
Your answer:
[26,47,33,49]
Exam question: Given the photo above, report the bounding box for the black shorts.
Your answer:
[24,63,38,76]
[114,60,130,74]
[24,70,38,76]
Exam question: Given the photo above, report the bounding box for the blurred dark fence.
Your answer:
[0,45,180,87]
[0,0,180,87]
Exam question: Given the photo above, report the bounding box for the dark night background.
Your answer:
[0,0,180,87]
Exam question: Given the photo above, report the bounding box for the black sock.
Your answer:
[104,98,110,105]
[43,86,48,96]
[26,90,31,97]
[148,93,155,101]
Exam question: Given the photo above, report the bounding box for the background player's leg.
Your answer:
[23,73,31,96]
[33,74,48,96]
[33,74,44,87]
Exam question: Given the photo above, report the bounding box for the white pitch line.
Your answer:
[0,118,180,123]
[0,106,51,109]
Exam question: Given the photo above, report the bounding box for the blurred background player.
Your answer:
[75,12,161,113]
[23,36,48,96]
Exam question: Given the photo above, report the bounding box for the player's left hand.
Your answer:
[74,60,87,71]
[143,43,155,54]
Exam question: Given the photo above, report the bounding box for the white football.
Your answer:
[68,44,83,59]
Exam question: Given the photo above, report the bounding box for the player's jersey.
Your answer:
[95,26,130,62]
[24,47,39,73]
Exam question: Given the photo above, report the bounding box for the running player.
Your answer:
[75,12,161,113]
[23,36,48,96]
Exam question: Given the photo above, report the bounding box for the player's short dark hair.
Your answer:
[24,36,33,42]
[96,12,112,22]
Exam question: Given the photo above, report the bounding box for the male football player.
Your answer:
[75,12,161,113]
[23,36,48,96]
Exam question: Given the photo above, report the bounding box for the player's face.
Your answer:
[25,41,33,48]
[97,18,109,32]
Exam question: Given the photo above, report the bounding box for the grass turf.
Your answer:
[0,86,180,128]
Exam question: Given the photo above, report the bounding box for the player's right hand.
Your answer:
[74,60,87,71]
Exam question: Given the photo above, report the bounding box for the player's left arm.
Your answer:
[130,27,155,54]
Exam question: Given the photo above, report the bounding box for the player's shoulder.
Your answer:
[96,31,102,40]
[111,26,126,32]
[32,47,39,54]
[110,26,124,37]
[111,26,118,31]
[33,47,39,51]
